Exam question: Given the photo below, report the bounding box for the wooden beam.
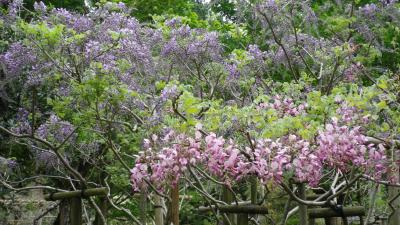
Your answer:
[44,188,107,201]
[308,206,365,219]
[307,194,345,200]
[199,205,268,214]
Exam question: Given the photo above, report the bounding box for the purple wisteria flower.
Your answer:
[343,63,363,82]
[11,108,32,134]
[162,38,180,56]
[262,0,278,12]
[52,8,93,33]
[359,4,378,17]
[380,0,397,6]
[33,1,47,13]
[0,0,11,5]
[35,150,59,170]
[35,114,76,144]
[7,159,18,169]
[248,45,266,63]
[1,42,35,77]
[160,85,179,102]
[16,108,29,121]
[225,63,240,80]
[165,18,182,27]
[8,0,23,18]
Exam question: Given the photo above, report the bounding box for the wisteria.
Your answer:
[130,117,387,191]
[359,4,379,17]
[36,114,76,144]
[33,1,46,13]
[0,42,35,78]
[316,118,386,176]
[130,131,203,191]
[1,1,400,224]
[257,96,307,117]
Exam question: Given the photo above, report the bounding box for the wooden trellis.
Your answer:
[44,187,108,225]
[298,183,366,225]
[308,206,365,225]
[199,204,268,225]
[198,178,265,225]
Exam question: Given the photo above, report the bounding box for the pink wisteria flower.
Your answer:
[257,95,307,117]
[130,118,387,191]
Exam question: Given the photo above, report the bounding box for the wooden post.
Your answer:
[258,184,267,224]
[326,218,342,225]
[140,188,147,225]
[308,206,365,225]
[250,176,257,223]
[237,214,248,225]
[389,149,400,225]
[170,185,179,225]
[238,177,257,225]
[198,204,267,225]
[154,195,164,225]
[327,218,342,225]
[70,197,82,225]
[389,178,400,225]
[250,177,257,205]
[379,216,388,225]
[45,188,108,225]
[298,183,308,225]
[222,187,235,225]
[59,200,67,225]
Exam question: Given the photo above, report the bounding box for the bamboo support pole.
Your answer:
[44,188,107,201]
[198,205,268,214]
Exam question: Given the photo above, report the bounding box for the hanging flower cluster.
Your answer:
[316,118,386,178]
[131,118,387,191]
[130,131,203,191]
[257,96,307,117]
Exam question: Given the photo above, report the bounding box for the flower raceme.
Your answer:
[130,131,203,191]
[256,96,307,117]
[130,119,387,191]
